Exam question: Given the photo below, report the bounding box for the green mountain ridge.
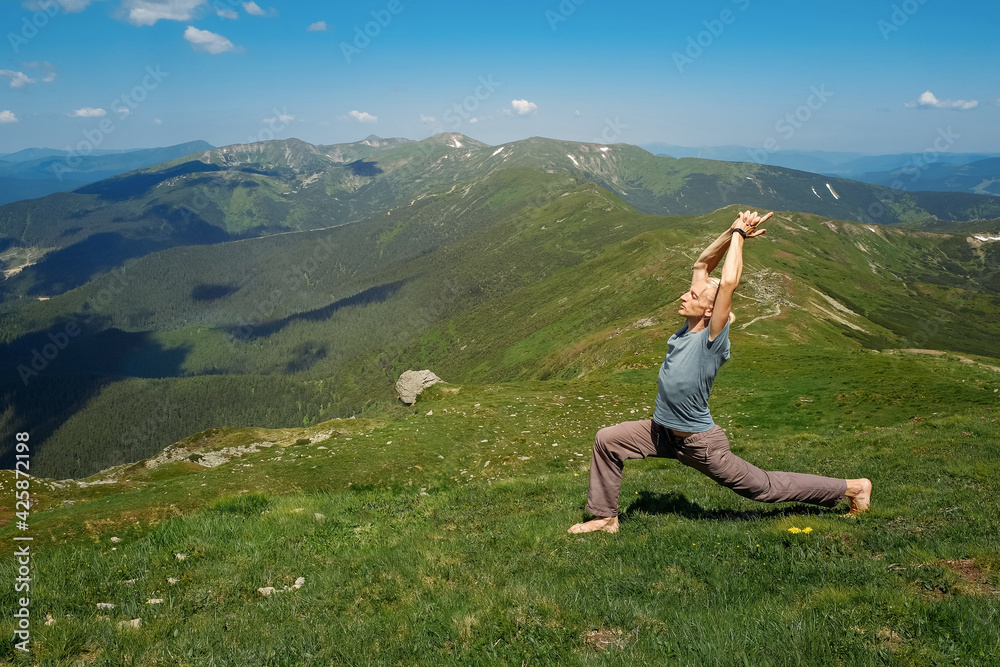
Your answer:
[4,133,1000,303]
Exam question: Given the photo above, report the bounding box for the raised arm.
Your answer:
[691,223,737,289]
[709,210,772,339]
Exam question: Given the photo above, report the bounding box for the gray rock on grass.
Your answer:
[395,370,443,405]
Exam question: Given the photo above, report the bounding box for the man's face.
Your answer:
[678,279,714,319]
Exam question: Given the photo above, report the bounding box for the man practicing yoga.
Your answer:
[569,209,872,534]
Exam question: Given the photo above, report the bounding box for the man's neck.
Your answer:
[686,316,709,333]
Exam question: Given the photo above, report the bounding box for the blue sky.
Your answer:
[1,0,998,155]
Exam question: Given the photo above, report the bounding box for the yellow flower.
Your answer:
[788,527,802,534]
[803,527,813,534]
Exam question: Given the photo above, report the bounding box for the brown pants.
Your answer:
[585,420,847,518]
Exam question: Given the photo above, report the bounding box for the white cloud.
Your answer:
[243,1,275,16]
[184,26,241,54]
[122,0,206,26]
[905,90,978,110]
[263,112,294,124]
[21,61,58,84]
[349,110,377,123]
[217,8,238,19]
[511,99,538,115]
[71,107,107,117]
[419,114,435,123]
[0,70,35,89]
[574,109,581,117]
[0,110,18,123]
[469,117,478,124]
[307,20,327,31]
[153,118,163,125]
[115,107,131,118]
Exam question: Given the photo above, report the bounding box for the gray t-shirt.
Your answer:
[652,320,731,432]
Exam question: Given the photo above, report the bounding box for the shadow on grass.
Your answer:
[621,490,841,522]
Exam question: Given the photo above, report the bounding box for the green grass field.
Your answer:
[2,343,998,665]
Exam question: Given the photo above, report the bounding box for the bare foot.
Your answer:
[844,478,872,516]
[568,516,619,534]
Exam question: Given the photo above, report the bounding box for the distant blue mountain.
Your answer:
[0,140,215,205]
[0,147,146,162]
[642,142,1000,194]
[860,157,1000,196]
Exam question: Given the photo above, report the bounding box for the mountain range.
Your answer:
[1,133,999,479]
[642,142,1000,196]
[3,133,1000,302]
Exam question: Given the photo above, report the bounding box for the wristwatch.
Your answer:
[733,227,747,239]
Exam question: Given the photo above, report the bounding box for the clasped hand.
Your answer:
[732,209,772,238]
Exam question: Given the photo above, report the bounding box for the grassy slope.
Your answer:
[339,207,1000,413]
[1,353,998,664]
[1,196,999,662]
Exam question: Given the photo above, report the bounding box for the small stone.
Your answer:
[167,578,180,584]
[97,603,115,610]
[118,619,142,630]
[175,553,186,561]
[110,537,121,543]
[314,513,326,521]
[147,599,164,604]
[258,587,277,596]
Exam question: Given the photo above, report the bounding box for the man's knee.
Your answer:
[594,426,615,451]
